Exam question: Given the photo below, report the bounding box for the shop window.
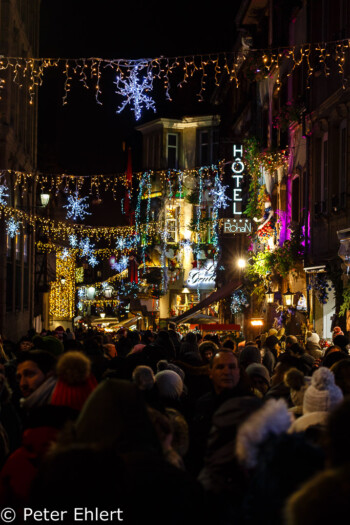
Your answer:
[167,133,178,169]
[166,218,177,243]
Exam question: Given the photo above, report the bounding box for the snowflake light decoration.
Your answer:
[77,301,83,311]
[88,253,99,267]
[0,183,9,205]
[64,191,91,221]
[79,237,94,257]
[6,217,21,238]
[115,63,156,121]
[60,248,70,260]
[116,237,126,251]
[111,255,129,273]
[77,288,86,298]
[210,181,232,209]
[69,234,78,248]
[180,239,192,253]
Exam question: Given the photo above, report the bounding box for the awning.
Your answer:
[200,323,241,332]
[184,313,220,324]
[172,280,241,325]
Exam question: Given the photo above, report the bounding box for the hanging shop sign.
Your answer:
[187,261,216,289]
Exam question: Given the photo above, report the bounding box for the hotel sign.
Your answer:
[222,144,251,234]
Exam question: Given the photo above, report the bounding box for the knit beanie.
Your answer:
[239,345,261,366]
[32,335,64,356]
[245,363,270,386]
[51,351,97,411]
[155,370,183,400]
[303,367,343,414]
[333,326,344,337]
[156,359,185,382]
[307,332,320,345]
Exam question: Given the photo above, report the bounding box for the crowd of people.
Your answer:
[0,322,349,523]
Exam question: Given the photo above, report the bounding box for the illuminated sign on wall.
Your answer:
[232,144,244,215]
[187,261,216,288]
[224,144,251,234]
[223,218,252,234]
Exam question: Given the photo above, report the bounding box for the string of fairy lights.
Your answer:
[0,38,350,119]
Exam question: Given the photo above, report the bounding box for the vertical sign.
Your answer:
[223,144,251,235]
[231,144,244,215]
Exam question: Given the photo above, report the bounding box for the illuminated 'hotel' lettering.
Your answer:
[231,144,244,215]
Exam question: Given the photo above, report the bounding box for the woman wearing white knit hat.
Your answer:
[289,367,343,434]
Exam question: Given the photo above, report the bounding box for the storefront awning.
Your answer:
[172,280,241,325]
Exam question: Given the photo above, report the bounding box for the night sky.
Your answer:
[38,0,240,175]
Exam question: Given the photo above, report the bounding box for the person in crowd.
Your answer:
[330,358,350,396]
[332,333,350,354]
[332,325,344,340]
[262,334,281,376]
[235,398,324,525]
[15,350,57,418]
[238,344,261,370]
[167,322,181,357]
[305,332,323,360]
[284,367,310,415]
[245,363,270,397]
[29,379,209,525]
[198,340,219,364]
[154,369,185,414]
[187,350,252,475]
[322,343,349,368]
[198,395,263,523]
[288,367,343,437]
[281,342,314,375]
[284,396,350,525]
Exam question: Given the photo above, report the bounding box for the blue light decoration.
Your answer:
[6,217,21,238]
[210,179,232,209]
[111,255,129,273]
[230,289,250,314]
[60,248,70,260]
[69,234,78,248]
[77,288,86,298]
[64,191,91,221]
[0,183,9,205]
[79,237,94,257]
[88,253,99,267]
[180,239,192,253]
[115,62,156,121]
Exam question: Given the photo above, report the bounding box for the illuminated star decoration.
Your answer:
[210,181,232,209]
[60,248,70,260]
[6,217,21,238]
[64,191,91,221]
[115,63,156,121]
[0,183,9,205]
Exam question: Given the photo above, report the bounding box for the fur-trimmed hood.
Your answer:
[236,398,294,469]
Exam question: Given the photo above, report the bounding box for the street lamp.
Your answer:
[237,258,247,269]
[265,285,275,304]
[40,193,50,207]
[283,285,294,307]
